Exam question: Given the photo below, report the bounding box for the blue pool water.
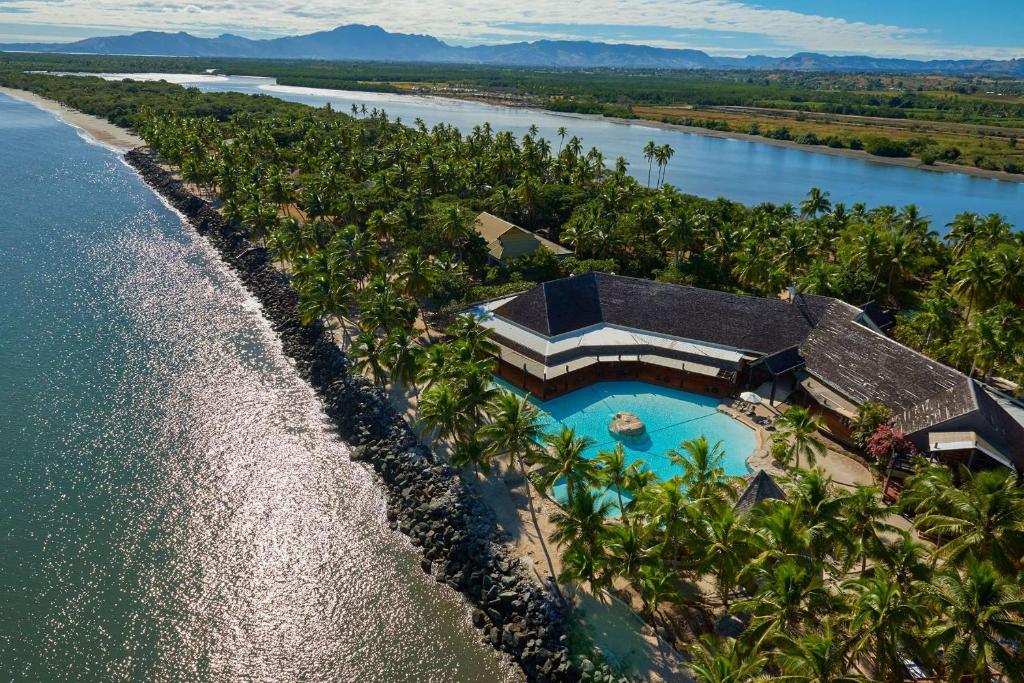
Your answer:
[496,380,756,501]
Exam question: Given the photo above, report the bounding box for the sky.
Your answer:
[0,0,1021,60]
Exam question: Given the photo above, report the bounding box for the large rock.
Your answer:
[609,411,645,437]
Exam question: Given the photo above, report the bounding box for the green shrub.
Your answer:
[863,136,911,157]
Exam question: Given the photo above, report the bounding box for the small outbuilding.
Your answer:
[472,212,572,263]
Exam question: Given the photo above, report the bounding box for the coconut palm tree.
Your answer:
[643,140,657,188]
[449,436,494,475]
[531,427,599,504]
[773,618,864,683]
[417,381,471,448]
[382,327,422,394]
[480,391,545,482]
[950,249,997,320]
[395,247,435,339]
[773,406,827,470]
[595,443,631,518]
[668,436,740,503]
[687,635,768,683]
[917,558,1024,683]
[446,314,499,362]
[694,502,751,607]
[841,485,896,574]
[635,563,682,622]
[654,143,675,186]
[351,329,388,386]
[843,573,926,682]
[801,187,832,219]
[914,468,1024,575]
[733,559,832,647]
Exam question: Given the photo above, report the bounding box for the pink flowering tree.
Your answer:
[866,424,919,498]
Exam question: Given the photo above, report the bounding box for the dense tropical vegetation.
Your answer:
[4,52,1024,172]
[2,62,1023,680]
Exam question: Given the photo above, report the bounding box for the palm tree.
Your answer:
[917,558,1024,683]
[801,187,832,219]
[351,329,388,386]
[449,436,494,475]
[395,247,435,340]
[643,140,657,188]
[654,143,675,186]
[694,503,750,607]
[657,214,691,267]
[556,126,568,156]
[382,328,422,394]
[734,559,831,646]
[605,522,653,582]
[480,391,546,499]
[843,573,926,682]
[446,314,499,362]
[417,381,471,448]
[950,249,997,320]
[875,530,931,592]
[595,443,631,518]
[773,406,827,470]
[687,636,767,683]
[635,563,682,622]
[532,427,599,504]
[841,485,895,574]
[914,468,1024,575]
[668,436,739,503]
[773,618,864,683]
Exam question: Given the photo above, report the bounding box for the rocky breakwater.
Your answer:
[123,148,580,682]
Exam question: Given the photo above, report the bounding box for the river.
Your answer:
[100,72,1024,230]
[0,93,516,681]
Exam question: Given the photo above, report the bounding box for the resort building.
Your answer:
[472,212,572,263]
[476,272,1024,473]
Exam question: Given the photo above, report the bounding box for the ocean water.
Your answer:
[96,73,1024,230]
[0,94,515,681]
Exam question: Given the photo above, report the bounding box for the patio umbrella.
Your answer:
[739,391,762,404]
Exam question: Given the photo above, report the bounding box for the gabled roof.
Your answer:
[472,212,572,260]
[492,272,834,354]
[799,302,964,414]
[734,470,786,514]
[895,381,1024,469]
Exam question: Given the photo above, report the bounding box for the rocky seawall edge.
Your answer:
[124,148,581,683]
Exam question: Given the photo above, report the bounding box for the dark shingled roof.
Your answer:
[734,470,786,514]
[492,273,833,354]
[895,381,1024,469]
[799,303,964,414]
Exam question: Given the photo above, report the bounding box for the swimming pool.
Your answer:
[495,379,756,500]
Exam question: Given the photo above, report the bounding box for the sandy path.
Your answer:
[0,86,143,152]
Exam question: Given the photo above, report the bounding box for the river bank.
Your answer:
[121,148,582,682]
[0,86,142,151]
[415,90,1024,185]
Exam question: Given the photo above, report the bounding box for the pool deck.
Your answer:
[372,366,884,682]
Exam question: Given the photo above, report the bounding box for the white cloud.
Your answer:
[0,0,1019,59]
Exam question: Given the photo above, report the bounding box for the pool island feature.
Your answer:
[496,379,758,486]
[609,411,646,437]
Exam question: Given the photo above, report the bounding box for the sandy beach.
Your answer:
[0,86,143,152]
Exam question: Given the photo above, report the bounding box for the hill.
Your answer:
[2,24,1022,75]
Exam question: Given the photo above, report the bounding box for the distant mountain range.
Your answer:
[3,24,1023,76]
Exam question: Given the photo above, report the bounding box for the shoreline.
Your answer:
[435,91,1024,184]
[0,85,143,152]
[121,148,578,682]
[15,72,1022,184]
